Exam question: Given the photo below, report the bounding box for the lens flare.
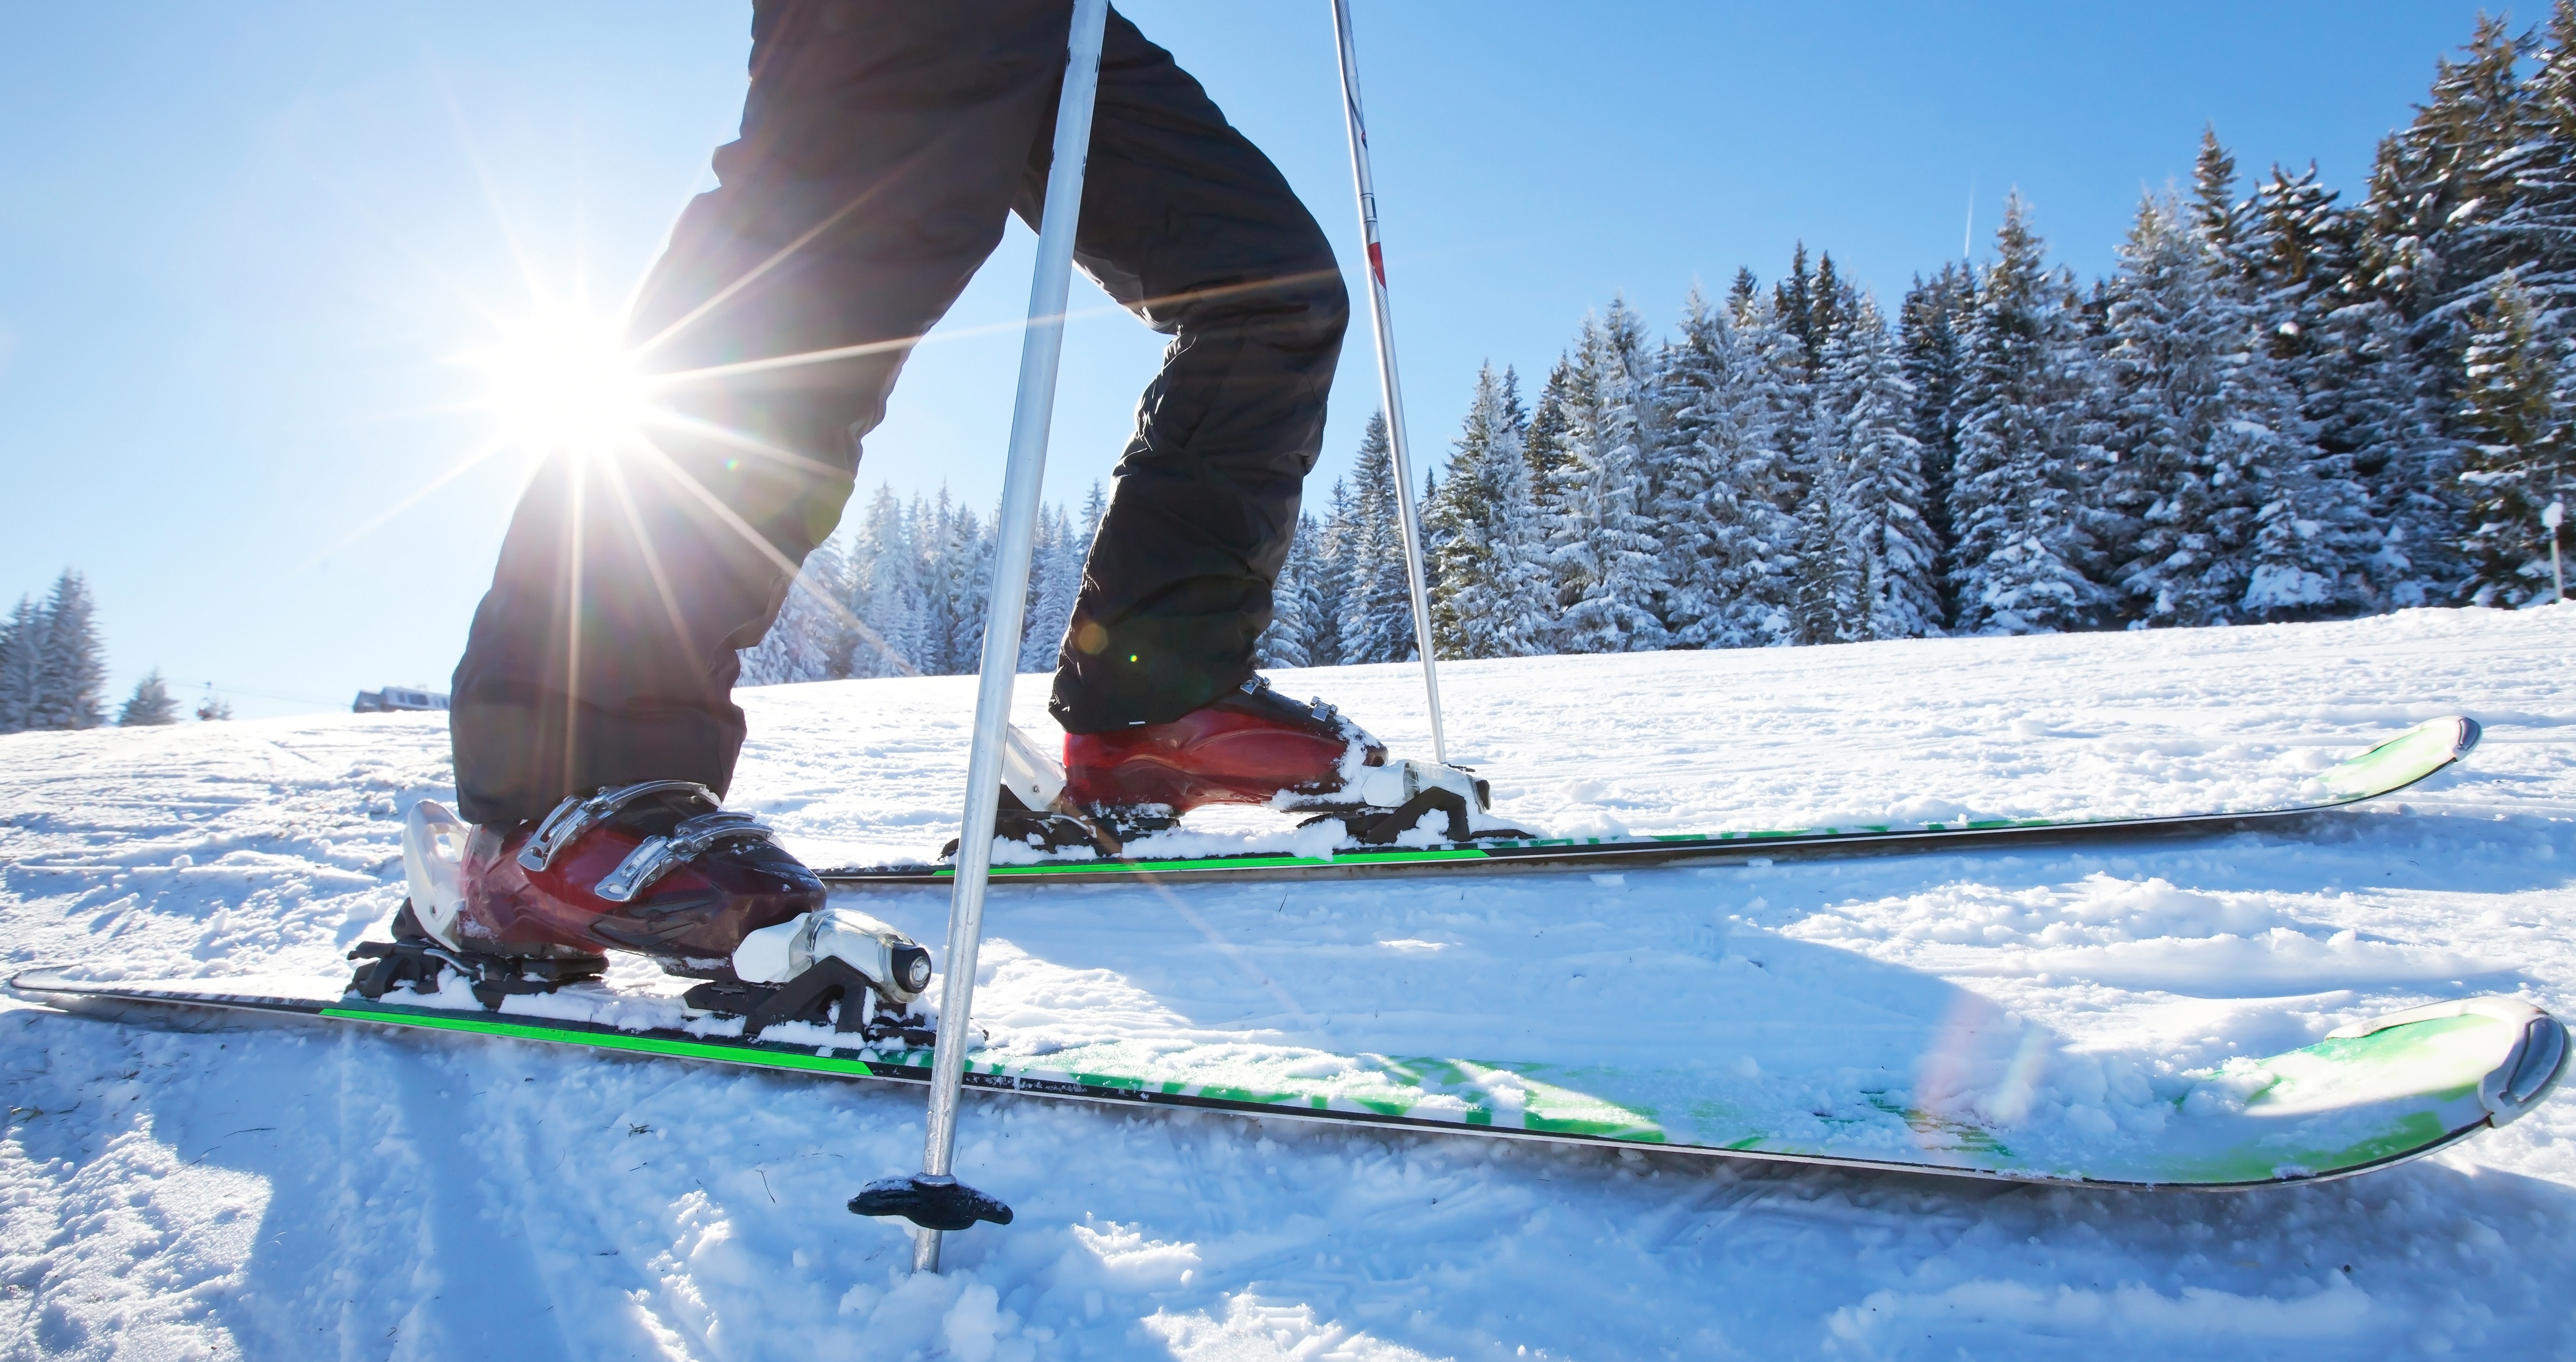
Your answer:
[464,305,646,459]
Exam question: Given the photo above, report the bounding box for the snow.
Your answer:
[1,603,2572,1358]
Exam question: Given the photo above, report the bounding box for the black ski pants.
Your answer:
[449,1,1347,827]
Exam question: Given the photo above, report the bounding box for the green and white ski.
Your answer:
[11,968,2560,1189]
[819,715,2484,886]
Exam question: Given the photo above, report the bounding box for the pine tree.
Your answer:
[1426,363,1554,657]
[1806,295,1944,640]
[0,596,43,734]
[1017,503,1081,673]
[845,485,925,678]
[1523,355,1586,493]
[1337,414,1418,663]
[738,535,853,685]
[1309,478,1353,666]
[29,571,105,730]
[2355,9,2537,541]
[937,493,993,674]
[2238,161,2439,606]
[1658,281,1805,648]
[1646,292,1727,645]
[1545,309,1670,652]
[1899,264,1975,612]
[2191,126,2244,251]
[119,669,178,726]
[2095,184,2369,625]
[2458,269,2576,604]
[2500,3,2576,327]
[1257,512,1325,669]
[194,688,232,722]
[1948,196,2106,633]
[1775,245,1816,368]
[2360,15,2528,333]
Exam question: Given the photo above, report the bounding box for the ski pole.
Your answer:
[890,0,1109,1277]
[1330,0,1452,766]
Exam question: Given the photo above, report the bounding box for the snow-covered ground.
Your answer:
[0,605,2570,1360]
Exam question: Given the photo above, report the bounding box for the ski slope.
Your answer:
[0,605,2570,1359]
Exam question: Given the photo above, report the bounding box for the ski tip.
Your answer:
[2326,995,2567,1128]
[2453,715,2485,760]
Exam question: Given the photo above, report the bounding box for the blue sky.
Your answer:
[0,2,2496,717]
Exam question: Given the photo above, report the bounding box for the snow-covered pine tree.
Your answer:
[2499,3,2576,329]
[118,669,178,726]
[2354,10,2536,534]
[1775,245,1816,370]
[1647,291,1726,646]
[1308,478,1353,666]
[1596,297,1663,479]
[1786,260,1868,641]
[1807,295,1944,640]
[1948,196,2107,634]
[1657,277,1805,648]
[738,534,854,685]
[1337,414,1418,663]
[1019,502,1082,673]
[1426,363,1553,657]
[1545,310,1670,653]
[2240,162,2443,607]
[1256,512,1325,669]
[1789,412,1860,644]
[1899,263,1975,611]
[2191,126,2245,253]
[1422,371,1495,656]
[2095,193,2235,622]
[844,485,925,677]
[2096,183,2365,626]
[1523,355,1586,496]
[938,492,995,675]
[29,571,105,730]
[0,596,43,734]
[2457,270,2576,605]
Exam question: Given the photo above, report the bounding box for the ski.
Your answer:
[7,966,2560,1189]
[818,715,2483,887]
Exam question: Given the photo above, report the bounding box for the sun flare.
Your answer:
[464,305,649,459]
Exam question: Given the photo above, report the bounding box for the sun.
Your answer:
[463,303,648,459]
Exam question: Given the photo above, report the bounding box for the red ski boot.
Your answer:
[1052,677,1521,846]
[353,782,879,1019]
[1063,675,1389,821]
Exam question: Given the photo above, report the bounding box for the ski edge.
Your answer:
[6,966,2547,1194]
[816,716,2484,886]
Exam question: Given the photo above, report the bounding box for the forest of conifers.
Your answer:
[741,9,2575,686]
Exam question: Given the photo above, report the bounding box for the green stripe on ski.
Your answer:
[318,1005,910,1078]
[969,846,1498,877]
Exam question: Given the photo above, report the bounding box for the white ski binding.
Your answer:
[683,906,936,1042]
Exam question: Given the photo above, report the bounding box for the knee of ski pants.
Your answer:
[1201,252,1348,370]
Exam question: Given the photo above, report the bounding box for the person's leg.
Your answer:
[1040,11,1351,734]
[451,0,1078,827]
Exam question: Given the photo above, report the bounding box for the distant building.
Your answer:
[353,686,448,714]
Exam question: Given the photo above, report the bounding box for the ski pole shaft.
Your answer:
[1330,0,1450,766]
[913,0,1109,1277]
